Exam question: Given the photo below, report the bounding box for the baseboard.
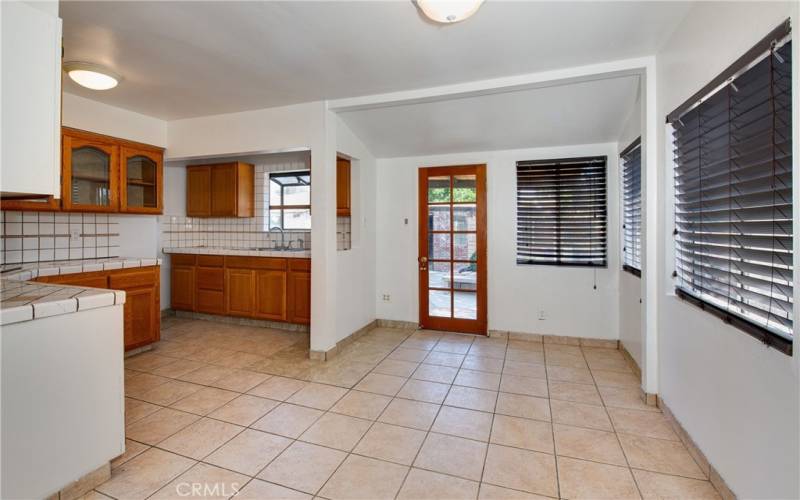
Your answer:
[659,399,736,500]
[310,319,379,361]
[489,329,619,349]
[160,308,175,318]
[174,310,309,333]
[376,318,419,330]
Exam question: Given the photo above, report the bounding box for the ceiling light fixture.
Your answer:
[63,62,120,90]
[416,0,484,23]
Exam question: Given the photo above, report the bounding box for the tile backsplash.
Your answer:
[337,216,352,251]
[0,211,120,265]
[162,215,311,251]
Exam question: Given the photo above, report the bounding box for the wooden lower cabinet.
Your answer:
[170,254,309,325]
[36,266,161,351]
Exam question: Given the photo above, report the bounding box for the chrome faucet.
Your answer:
[270,226,289,250]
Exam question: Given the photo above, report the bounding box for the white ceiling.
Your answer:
[60,1,690,120]
[337,75,640,157]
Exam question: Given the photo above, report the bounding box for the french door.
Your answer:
[418,165,487,334]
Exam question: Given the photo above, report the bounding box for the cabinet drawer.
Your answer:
[171,254,196,266]
[288,258,311,272]
[197,255,224,267]
[109,267,157,289]
[225,256,287,271]
[196,267,224,290]
[196,289,224,314]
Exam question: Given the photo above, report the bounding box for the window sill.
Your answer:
[622,265,641,278]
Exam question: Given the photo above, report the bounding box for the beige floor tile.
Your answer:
[506,349,545,364]
[557,456,640,499]
[482,444,557,497]
[502,360,546,379]
[598,386,659,412]
[553,424,627,466]
[495,392,551,424]
[330,390,392,420]
[550,399,613,431]
[545,344,582,355]
[432,405,493,441]
[208,394,279,426]
[111,439,150,469]
[373,358,420,377]
[319,454,408,500]
[258,441,346,494]
[549,381,602,405]
[433,340,472,355]
[586,356,632,373]
[232,479,312,499]
[150,358,206,379]
[424,350,466,368]
[170,386,239,415]
[388,347,430,362]
[299,412,372,451]
[455,368,501,390]
[396,379,450,404]
[412,363,459,384]
[499,374,548,397]
[397,468,479,500]
[508,339,543,352]
[80,490,114,500]
[353,372,408,396]
[490,415,553,453]
[543,351,586,368]
[468,346,508,360]
[96,448,195,500]
[379,398,441,430]
[150,463,248,499]
[444,386,498,412]
[401,337,438,351]
[248,376,307,401]
[591,369,640,388]
[632,469,721,499]
[286,382,348,410]
[213,351,266,370]
[607,407,678,441]
[462,355,504,373]
[354,422,427,465]
[546,365,594,384]
[619,433,706,479]
[137,379,205,406]
[125,408,200,445]
[177,365,237,386]
[414,432,487,481]
[125,398,162,426]
[126,353,178,372]
[158,417,243,460]
[251,403,323,438]
[478,483,552,499]
[205,428,292,476]
[209,370,270,393]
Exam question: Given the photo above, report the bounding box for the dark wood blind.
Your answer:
[670,36,792,351]
[516,156,607,267]
[621,138,642,276]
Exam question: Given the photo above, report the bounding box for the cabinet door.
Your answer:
[288,271,311,324]
[226,268,255,317]
[62,133,119,212]
[255,270,287,321]
[336,157,351,216]
[124,285,157,350]
[121,147,163,214]
[211,164,237,216]
[171,266,195,311]
[186,166,211,216]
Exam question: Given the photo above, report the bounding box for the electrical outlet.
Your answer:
[70,227,82,244]
[382,294,391,302]
[538,310,546,321]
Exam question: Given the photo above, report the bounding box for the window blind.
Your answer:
[516,156,607,267]
[670,28,792,352]
[621,138,642,276]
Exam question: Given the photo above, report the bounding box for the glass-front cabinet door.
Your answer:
[62,132,119,212]
[121,147,163,214]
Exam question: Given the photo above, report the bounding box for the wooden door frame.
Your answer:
[418,164,488,335]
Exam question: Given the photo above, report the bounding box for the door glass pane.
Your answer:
[126,155,157,208]
[454,291,477,319]
[453,175,476,202]
[429,261,451,289]
[428,206,451,231]
[429,233,451,260]
[428,176,451,203]
[429,290,452,317]
[71,146,110,206]
[453,233,477,261]
[453,204,476,231]
[453,262,477,291]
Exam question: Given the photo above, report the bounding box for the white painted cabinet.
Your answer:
[0,1,62,197]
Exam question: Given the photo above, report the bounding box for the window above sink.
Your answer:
[267,171,311,231]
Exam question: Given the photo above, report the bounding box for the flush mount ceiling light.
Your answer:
[63,62,120,90]
[416,0,484,23]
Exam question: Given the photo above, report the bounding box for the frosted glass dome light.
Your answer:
[416,0,485,23]
[63,62,120,90]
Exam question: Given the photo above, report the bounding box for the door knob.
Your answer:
[419,256,428,271]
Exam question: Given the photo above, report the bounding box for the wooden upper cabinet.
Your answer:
[337,157,351,216]
[62,131,119,212]
[187,162,254,218]
[121,146,163,214]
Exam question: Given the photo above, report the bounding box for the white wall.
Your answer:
[655,2,799,498]
[62,93,167,147]
[376,142,620,339]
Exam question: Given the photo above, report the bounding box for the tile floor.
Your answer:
[86,317,722,499]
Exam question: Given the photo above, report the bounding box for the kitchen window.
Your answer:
[621,138,642,276]
[516,156,608,267]
[668,21,792,354]
[268,171,311,230]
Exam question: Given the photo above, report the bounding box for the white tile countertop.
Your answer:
[0,257,161,326]
[162,247,311,258]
